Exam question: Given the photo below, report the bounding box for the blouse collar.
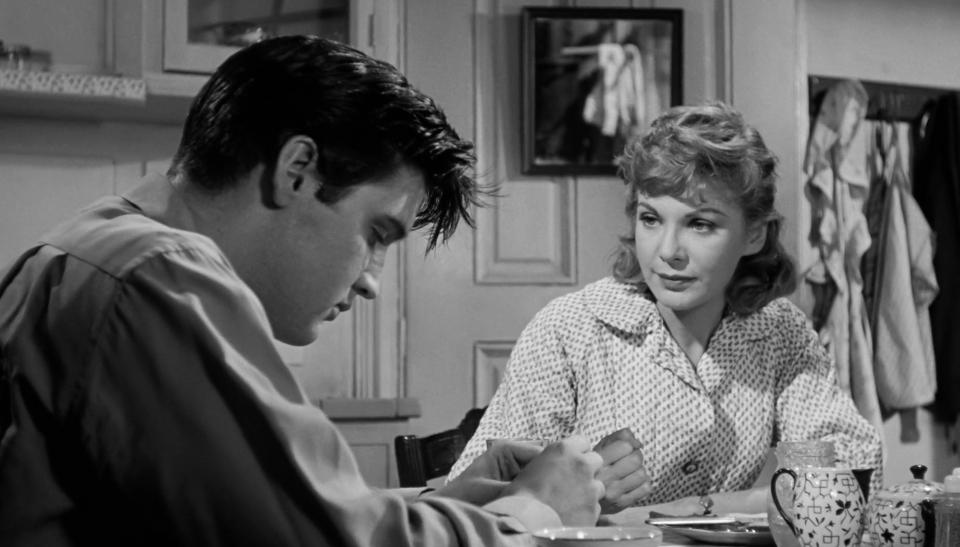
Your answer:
[581,277,777,342]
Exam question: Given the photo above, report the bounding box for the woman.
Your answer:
[447,102,882,517]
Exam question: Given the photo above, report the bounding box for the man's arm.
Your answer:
[430,437,604,527]
[79,248,599,545]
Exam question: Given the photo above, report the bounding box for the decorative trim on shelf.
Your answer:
[0,69,146,102]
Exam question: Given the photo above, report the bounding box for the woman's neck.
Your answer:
[656,299,726,367]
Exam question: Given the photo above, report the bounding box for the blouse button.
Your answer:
[682,460,701,474]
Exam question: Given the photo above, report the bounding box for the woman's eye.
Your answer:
[690,219,715,232]
[638,214,659,227]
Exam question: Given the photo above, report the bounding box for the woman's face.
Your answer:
[633,185,765,319]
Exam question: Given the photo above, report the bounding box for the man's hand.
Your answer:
[460,439,545,482]
[431,440,545,505]
[499,436,605,526]
[593,428,653,514]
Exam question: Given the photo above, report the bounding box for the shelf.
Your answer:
[0,68,145,99]
[318,397,422,421]
[0,69,200,125]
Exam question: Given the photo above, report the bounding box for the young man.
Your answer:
[0,36,612,546]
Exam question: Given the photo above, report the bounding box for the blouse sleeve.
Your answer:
[448,298,581,481]
[774,303,884,495]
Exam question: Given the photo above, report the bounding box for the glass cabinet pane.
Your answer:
[164,0,363,74]
[186,0,349,48]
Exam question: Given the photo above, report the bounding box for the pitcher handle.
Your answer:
[770,467,799,537]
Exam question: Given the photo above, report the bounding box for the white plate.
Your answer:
[666,525,774,546]
[532,525,663,547]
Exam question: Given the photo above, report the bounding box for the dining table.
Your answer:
[595,509,774,547]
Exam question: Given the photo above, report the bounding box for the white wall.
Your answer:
[806,0,960,88]
[804,0,960,485]
[0,118,180,266]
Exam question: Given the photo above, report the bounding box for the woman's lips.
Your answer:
[657,273,695,289]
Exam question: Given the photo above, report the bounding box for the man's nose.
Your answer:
[353,269,381,300]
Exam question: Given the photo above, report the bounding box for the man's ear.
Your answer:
[270,135,319,208]
[744,221,768,256]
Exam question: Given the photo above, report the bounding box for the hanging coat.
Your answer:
[870,122,938,424]
[802,80,883,433]
[913,93,960,425]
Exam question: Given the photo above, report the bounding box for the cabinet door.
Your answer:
[162,0,390,74]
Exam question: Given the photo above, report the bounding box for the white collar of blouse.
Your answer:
[582,277,780,343]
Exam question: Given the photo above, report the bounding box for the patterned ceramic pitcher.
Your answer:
[770,465,866,546]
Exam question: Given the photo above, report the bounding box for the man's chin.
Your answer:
[276,331,316,347]
[274,309,344,345]
[274,319,325,347]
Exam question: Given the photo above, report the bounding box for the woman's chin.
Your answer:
[650,290,706,315]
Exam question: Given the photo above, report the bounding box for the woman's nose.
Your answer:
[658,229,687,267]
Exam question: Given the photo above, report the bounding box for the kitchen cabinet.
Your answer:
[161,0,352,74]
[0,0,403,124]
[115,0,402,99]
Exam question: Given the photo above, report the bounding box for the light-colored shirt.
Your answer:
[448,277,883,500]
[0,174,557,546]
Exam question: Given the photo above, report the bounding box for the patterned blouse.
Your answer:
[448,277,883,503]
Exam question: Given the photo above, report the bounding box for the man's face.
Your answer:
[259,163,426,345]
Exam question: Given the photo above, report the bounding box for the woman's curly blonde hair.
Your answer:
[611,102,796,315]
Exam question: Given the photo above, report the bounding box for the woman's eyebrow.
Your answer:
[635,200,657,211]
[691,206,729,217]
[636,200,729,218]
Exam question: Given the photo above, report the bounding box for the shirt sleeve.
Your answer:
[774,304,884,495]
[76,245,551,546]
[448,299,580,481]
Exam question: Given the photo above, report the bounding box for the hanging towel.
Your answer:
[582,42,654,139]
[639,30,662,129]
[617,43,646,137]
[861,123,890,322]
[869,121,938,435]
[582,43,626,136]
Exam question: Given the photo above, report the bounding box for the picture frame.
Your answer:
[521,7,683,176]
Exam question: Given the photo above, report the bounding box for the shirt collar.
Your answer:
[582,277,777,342]
[121,172,199,233]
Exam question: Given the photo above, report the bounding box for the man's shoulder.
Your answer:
[40,195,224,280]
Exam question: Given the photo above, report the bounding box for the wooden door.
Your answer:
[403,0,641,436]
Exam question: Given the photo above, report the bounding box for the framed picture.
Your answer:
[522,7,682,176]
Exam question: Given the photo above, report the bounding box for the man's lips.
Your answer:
[324,302,352,321]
